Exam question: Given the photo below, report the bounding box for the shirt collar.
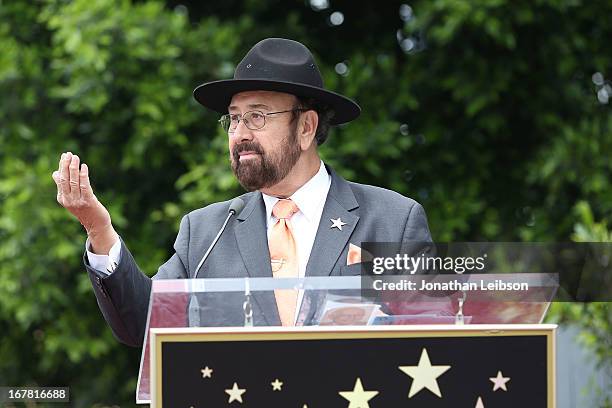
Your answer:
[261,160,331,224]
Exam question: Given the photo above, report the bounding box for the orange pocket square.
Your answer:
[347,243,373,265]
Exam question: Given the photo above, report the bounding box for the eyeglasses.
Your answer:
[219,109,307,133]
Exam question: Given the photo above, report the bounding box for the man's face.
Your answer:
[227,90,302,191]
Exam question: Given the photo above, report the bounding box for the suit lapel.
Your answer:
[233,166,360,324]
[305,166,360,277]
[234,192,280,325]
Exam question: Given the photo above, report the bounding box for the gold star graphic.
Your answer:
[200,366,213,378]
[398,348,451,398]
[271,378,283,391]
[489,371,510,391]
[339,377,379,408]
[225,382,246,404]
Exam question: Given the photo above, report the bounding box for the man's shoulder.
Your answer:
[345,179,422,212]
[339,176,431,241]
[186,191,257,219]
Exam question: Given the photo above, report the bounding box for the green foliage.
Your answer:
[0,0,245,405]
[0,0,610,406]
[545,202,611,406]
[573,201,612,242]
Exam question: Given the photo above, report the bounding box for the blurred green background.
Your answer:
[0,0,610,406]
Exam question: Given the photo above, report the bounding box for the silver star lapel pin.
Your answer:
[330,217,347,231]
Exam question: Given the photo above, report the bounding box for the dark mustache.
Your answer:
[232,142,264,160]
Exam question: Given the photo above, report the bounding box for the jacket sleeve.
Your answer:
[84,214,192,347]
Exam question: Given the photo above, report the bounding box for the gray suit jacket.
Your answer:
[85,165,432,346]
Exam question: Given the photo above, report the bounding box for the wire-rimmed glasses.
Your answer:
[219,109,307,133]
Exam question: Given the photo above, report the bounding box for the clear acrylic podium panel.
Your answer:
[136,273,558,403]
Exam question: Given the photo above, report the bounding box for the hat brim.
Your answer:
[193,79,360,125]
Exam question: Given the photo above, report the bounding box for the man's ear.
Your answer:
[298,110,319,150]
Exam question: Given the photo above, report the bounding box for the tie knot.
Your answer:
[272,199,299,220]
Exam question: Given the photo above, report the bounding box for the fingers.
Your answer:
[79,163,94,200]
[54,152,93,204]
[59,152,71,196]
[68,154,80,198]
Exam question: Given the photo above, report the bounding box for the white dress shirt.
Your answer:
[85,236,121,274]
[261,161,331,324]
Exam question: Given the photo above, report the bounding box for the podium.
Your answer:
[136,275,558,406]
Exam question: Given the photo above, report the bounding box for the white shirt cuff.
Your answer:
[85,237,121,275]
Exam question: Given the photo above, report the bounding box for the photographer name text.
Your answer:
[372,279,529,291]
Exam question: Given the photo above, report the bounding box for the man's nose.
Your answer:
[232,119,253,142]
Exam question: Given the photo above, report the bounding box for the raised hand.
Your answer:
[52,152,118,254]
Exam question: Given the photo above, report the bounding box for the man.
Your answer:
[52,38,432,347]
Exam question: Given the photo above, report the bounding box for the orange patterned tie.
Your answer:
[269,199,299,326]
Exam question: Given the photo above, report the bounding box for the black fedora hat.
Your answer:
[193,38,360,125]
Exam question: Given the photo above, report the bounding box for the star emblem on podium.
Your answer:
[398,348,451,398]
[200,366,213,378]
[339,377,379,407]
[271,378,283,391]
[225,382,246,403]
[490,370,510,391]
